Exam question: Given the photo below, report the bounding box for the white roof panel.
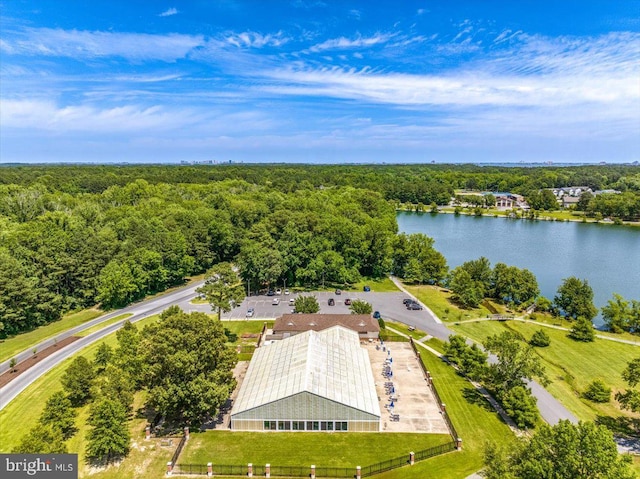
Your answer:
[231,326,380,418]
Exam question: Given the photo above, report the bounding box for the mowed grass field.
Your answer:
[449,320,640,422]
[180,431,452,467]
[0,309,103,362]
[405,285,500,321]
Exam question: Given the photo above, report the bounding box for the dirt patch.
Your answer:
[0,336,80,387]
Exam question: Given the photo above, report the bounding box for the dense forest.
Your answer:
[1,163,638,337]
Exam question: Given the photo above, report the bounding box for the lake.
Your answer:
[397,212,640,326]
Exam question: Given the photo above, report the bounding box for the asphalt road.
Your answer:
[1,280,577,426]
[0,281,204,410]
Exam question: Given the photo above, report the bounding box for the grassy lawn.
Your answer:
[404,285,497,321]
[348,277,400,292]
[386,321,429,341]
[76,314,133,337]
[449,320,640,423]
[180,431,451,467]
[0,309,103,362]
[0,314,162,453]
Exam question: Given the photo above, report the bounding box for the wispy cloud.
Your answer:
[225,31,290,48]
[308,33,394,52]
[158,7,178,17]
[1,28,204,62]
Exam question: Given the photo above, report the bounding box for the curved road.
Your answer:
[0,281,204,410]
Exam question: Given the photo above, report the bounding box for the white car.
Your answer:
[272,298,280,305]
[246,308,255,317]
[276,289,282,295]
[284,289,290,295]
[289,298,295,306]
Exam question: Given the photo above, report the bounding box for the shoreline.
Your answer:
[396,207,640,228]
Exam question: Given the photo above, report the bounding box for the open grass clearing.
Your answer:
[386,320,429,341]
[449,320,640,423]
[0,309,103,362]
[76,314,133,337]
[180,431,451,467]
[0,314,162,453]
[405,285,497,321]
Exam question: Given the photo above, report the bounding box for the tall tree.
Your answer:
[13,424,68,454]
[554,277,598,320]
[113,321,144,389]
[61,356,95,406]
[197,262,245,320]
[449,268,484,308]
[483,420,634,479]
[93,342,113,373]
[616,357,640,413]
[141,310,237,425]
[569,317,596,342]
[601,293,632,333]
[86,398,130,463]
[40,391,76,439]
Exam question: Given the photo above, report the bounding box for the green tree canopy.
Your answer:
[483,420,634,479]
[349,300,373,315]
[602,293,633,334]
[13,424,68,454]
[140,310,237,425]
[449,268,485,308]
[61,356,95,406]
[554,277,598,320]
[40,391,76,439]
[616,357,640,413]
[86,398,130,463]
[294,295,320,314]
[569,317,596,342]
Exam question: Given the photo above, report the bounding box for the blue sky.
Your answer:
[1,1,639,164]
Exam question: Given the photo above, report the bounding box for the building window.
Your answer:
[278,421,285,430]
[270,421,277,430]
[320,421,327,431]
[292,422,299,431]
[327,422,334,431]
[306,421,313,431]
[313,421,319,431]
[264,421,270,430]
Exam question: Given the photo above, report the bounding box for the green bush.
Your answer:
[583,379,611,403]
[529,329,551,347]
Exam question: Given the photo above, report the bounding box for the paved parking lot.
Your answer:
[366,341,449,434]
[178,290,429,322]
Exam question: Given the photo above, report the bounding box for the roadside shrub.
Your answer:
[583,379,611,403]
[530,329,551,347]
[569,317,595,342]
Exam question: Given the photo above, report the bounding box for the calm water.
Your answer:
[397,212,640,326]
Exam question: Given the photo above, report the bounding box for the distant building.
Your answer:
[230,326,381,432]
[551,187,592,198]
[561,196,581,208]
[271,314,380,340]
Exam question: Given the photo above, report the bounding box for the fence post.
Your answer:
[265,463,270,478]
[441,403,446,413]
[145,426,151,440]
[184,426,190,440]
[207,462,213,476]
[409,452,415,465]
[356,466,361,478]
[310,464,316,479]
[456,438,463,451]
[166,462,173,476]
[248,463,253,477]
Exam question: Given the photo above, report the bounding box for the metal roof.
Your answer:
[231,326,381,418]
[273,314,380,334]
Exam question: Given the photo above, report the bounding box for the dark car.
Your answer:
[344,298,352,306]
[328,298,335,306]
[402,298,413,305]
[373,311,381,319]
[335,289,342,295]
[267,290,275,296]
[363,285,371,292]
[408,302,423,310]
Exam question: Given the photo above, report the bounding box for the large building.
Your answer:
[230,326,381,432]
[271,314,380,340]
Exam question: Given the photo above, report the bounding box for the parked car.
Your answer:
[284,289,290,295]
[373,311,381,319]
[363,285,371,292]
[289,298,295,306]
[272,298,280,305]
[276,289,282,295]
[328,298,335,306]
[267,290,275,296]
[407,302,423,310]
[246,308,255,317]
[335,289,342,295]
[402,298,413,305]
[344,298,352,306]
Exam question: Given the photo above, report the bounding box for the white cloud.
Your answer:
[1,28,204,62]
[159,7,178,17]
[308,33,394,52]
[225,31,290,48]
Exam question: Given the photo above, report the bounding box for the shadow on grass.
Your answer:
[462,386,494,413]
[595,415,640,438]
